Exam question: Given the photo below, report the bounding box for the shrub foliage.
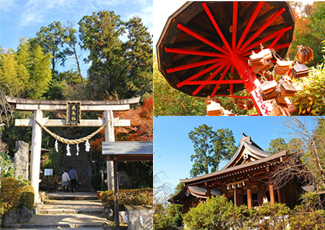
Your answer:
[101,188,153,208]
[179,193,325,230]
[19,185,35,211]
[0,177,21,215]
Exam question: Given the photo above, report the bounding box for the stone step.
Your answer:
[38,208,102,214]
[45,192,97,200]
[10,213,106,229]
[39,200,103,214]
[44,199,102,205]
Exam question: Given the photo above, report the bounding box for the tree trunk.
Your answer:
[73,45,84,89]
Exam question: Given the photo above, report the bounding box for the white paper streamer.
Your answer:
[55,139,58,152]
[85,140,90,152]
[66,144,71,156]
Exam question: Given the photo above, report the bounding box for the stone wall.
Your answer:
[14,141,29,180]
[127,210,153,230]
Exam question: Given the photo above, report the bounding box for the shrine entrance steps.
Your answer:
[59,136,92,192]
[10,192,107,229]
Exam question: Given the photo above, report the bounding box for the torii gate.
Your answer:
[6,96,140,204]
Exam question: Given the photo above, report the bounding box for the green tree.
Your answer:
[123,16,153,99]
[272,117,325,191]
[35,21,69,73]
[266,137,288,154]
[26,45,52,99]
[289,2,325,65]
[188,125,236,177]
[64,22,84,88]
[79,10,127,100]
[0,39,52,99]
[0,49,24,97]
[153,55,206,116]
[212,128,237,171]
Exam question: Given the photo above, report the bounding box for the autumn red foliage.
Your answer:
[90,97,153,151]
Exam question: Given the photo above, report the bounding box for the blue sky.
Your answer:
[153,116,319,194]
[0,0,152,78]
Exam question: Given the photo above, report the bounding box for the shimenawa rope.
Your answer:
[31,117,114,145]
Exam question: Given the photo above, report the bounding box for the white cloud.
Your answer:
[0,0,17,12]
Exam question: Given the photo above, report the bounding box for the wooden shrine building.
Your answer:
[169,134,304,213]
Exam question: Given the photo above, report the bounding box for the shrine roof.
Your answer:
[180,150,286,185]
[222,133,271,170]
[168,186,220,204]
[5,96,140,106]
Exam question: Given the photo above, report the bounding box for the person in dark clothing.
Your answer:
[69,167,78,192]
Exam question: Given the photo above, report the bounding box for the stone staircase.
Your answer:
[10,192,107,229]
[59,137,92,192]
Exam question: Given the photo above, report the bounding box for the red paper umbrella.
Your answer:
[157,1,295,99]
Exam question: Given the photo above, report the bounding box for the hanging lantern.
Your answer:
[242,181,245,186]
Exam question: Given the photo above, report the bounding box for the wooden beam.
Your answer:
[6,96,140,105]
[102,141,153,155]
[106,155,153,161]
[15,119,130,127]
[15,104,130,111]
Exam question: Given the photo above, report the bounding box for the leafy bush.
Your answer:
[119,188,153,206]
[17,175,31,187]
[289,192,325,229]
[292,65,325,115]
[182,195,234,230]
[0,177,21,215]
[182,196,291,230]
[0,151,15,179]
[250,202,290,230]
[154,203,182,230]
[101,188,153,209]
[19,185,35,210]
[101,190,115,208]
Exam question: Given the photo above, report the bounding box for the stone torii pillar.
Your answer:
[30,109,43,202]
[104,110,115,190]
[6,96,140,205]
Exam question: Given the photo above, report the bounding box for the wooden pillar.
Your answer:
[258,183,263,205]
[247,181,252,209]
[234,186,237,206]
[269,178,275,204]
[236,187,243,206]
[222,184,226,197]
[105,110,115,190]
[113,160,120,229]
[277,189,282,203]
[207,187,211,198]
[30,109,43,205]
[281,187,286,204]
